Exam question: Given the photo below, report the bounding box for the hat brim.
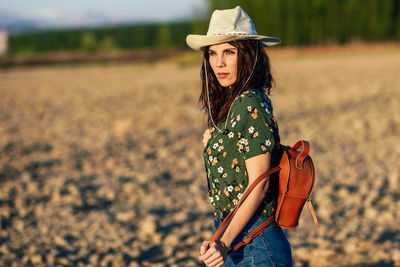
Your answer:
[186,34,281,51]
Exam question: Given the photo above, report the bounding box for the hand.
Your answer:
[202,128,211,147]
[199,240,209,256]
[198,240,228,267]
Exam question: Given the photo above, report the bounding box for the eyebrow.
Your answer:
[209,47,238,53]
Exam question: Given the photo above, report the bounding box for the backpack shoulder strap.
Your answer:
[209,166,281,253]
[229,215,274,253]
[307,197,320,227]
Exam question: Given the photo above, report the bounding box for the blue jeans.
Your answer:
[214,210,292,267]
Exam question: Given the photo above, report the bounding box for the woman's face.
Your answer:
[208,43,238,88]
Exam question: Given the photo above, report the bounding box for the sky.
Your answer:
[0,0,207,27]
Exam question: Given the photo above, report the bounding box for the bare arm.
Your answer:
[199,152,270,266]
[219,152,271,247]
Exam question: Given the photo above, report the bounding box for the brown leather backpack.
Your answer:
[209,140,319,254]
[274,140,319,228]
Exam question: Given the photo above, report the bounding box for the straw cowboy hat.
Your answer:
[186,6,281,51]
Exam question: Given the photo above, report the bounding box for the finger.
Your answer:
[206,255,223,267]
[200,241,209,255]
[208,257,224,267]
[204,250,222,266]
[199,244,216,262]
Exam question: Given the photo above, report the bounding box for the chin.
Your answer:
[219,80,235,88]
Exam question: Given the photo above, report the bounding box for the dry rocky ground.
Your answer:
[0,44,399,266]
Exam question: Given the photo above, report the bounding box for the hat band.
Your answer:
[208,31,255,36]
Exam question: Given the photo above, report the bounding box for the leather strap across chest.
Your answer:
[209,166,281,254]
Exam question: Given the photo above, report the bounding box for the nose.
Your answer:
[216,54,225,68]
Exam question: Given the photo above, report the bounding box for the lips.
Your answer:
[217,73,229,79]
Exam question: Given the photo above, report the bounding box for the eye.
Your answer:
[208,50,216,56]
[225,49,236,55]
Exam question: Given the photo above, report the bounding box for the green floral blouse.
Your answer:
[203,88,280,218]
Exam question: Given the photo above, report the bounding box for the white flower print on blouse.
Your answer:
[217,167,224,174]
[248,126,255,134]
[203,89,278,217]
[264,103,270,114]
[239,138,246,145]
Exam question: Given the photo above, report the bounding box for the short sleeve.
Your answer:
[231,91,276,159]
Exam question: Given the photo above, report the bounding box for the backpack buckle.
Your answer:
[296,159,303,169]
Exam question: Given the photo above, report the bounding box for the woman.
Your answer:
[186,6,292,267]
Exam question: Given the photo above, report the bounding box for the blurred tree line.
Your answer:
[7,22,193,54]
[209,0,400,45]
[6,0,400,55]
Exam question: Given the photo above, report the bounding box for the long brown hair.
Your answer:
[199,40,275,128]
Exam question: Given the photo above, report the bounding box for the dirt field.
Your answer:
[0,43,399,266]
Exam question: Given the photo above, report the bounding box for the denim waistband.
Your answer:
[214,208,267,222]
[214,208,269,219]
[213,208,277,239]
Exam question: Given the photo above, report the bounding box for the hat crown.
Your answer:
[207,6,257,36]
